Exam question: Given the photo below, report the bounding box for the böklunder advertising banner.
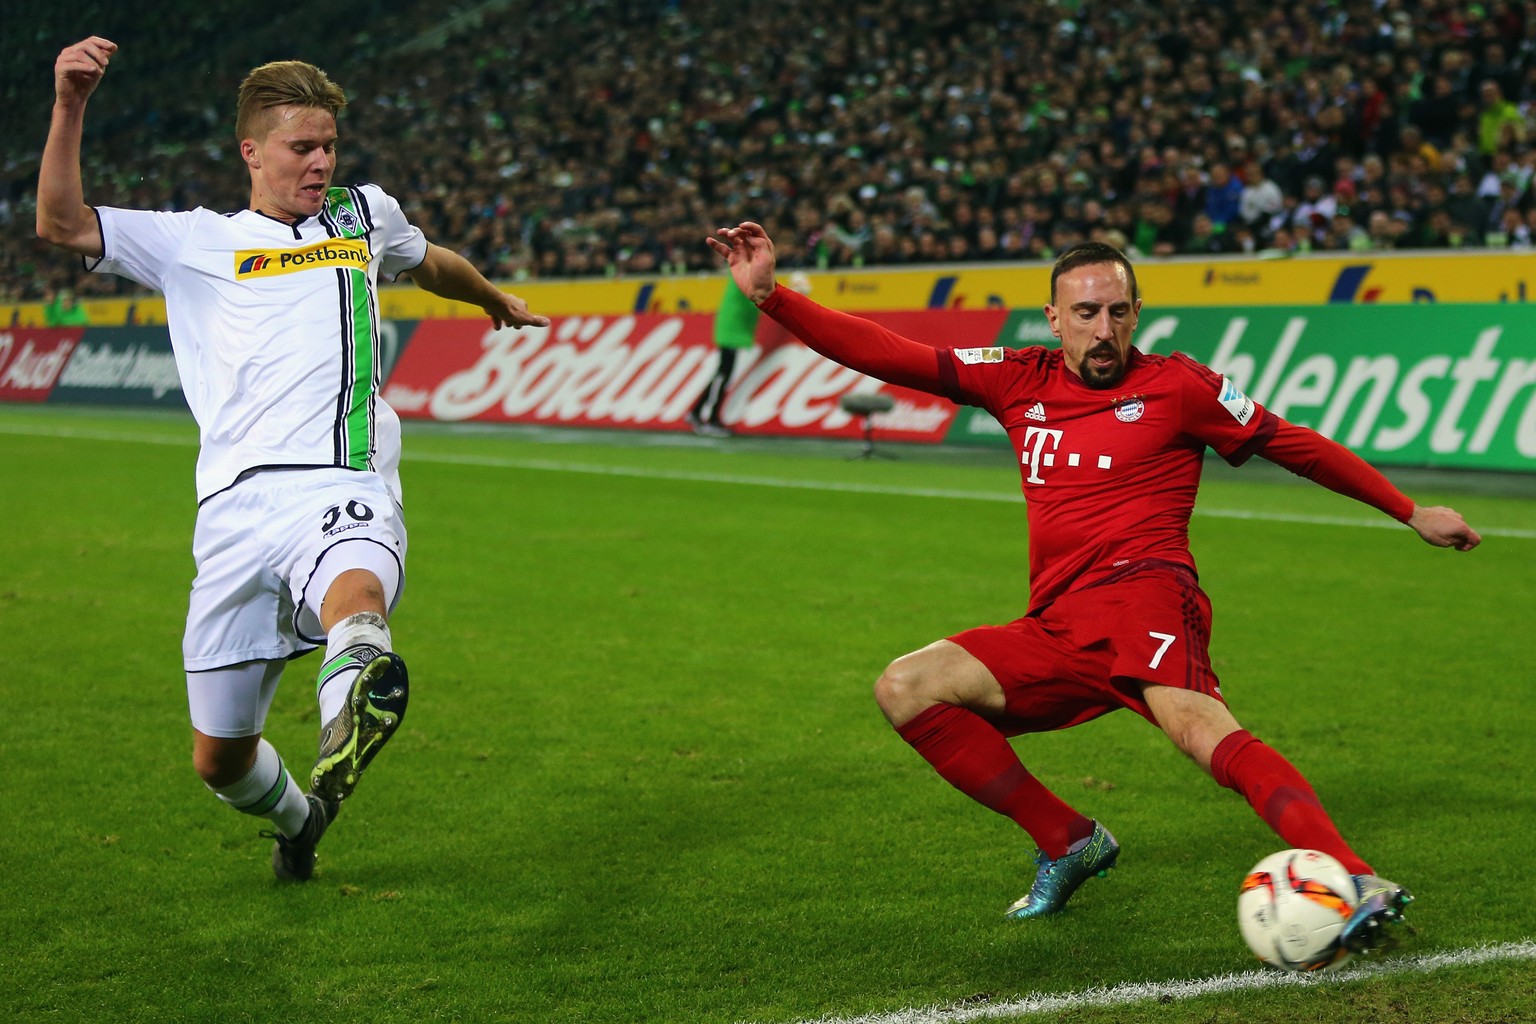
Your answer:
[383,309,1009,443]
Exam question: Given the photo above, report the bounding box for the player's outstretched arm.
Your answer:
[406,243,550,330]
[1406,504,1481,551]
[37,36,117,257]
[1260,421,1480,552]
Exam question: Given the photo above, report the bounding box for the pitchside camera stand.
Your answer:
[839,392,897,460]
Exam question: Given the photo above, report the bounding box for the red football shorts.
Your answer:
[948,565,1223,736]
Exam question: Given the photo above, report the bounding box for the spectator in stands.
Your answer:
[1418,207,1468,248]
[1477,79,1526,157]
[1446,171,1493,241]
[1323,207,1371,252]
[43,285,90,326]
[1482,173,1526,239]
[1292,176,1339,244]
[1237,159,1284,230]
[1365,210,1399,250]
[1182,213,1232,254]
[1203,161,1244,228]
[1130,201,1182,258]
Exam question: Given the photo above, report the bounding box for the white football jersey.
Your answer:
[92,184,428,503]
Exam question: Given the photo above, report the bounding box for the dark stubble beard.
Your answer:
[1077,345,1126,389]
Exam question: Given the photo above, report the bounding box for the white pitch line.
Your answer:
[4,422,1535,539]
[412,449,1536,540]
[753,941,1536,1024]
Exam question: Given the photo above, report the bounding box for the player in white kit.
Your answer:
[38,37,550,880]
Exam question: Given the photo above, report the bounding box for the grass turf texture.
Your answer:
[2,405,1533,1024]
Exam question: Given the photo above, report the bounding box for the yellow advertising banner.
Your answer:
[9,250,1536,326]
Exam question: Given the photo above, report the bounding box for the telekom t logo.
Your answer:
[1022,426,1113,484]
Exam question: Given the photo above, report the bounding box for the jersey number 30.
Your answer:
[322,500,374,532]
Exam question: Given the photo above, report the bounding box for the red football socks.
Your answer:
[1210,729,1372,875]
[897,703,1093,858]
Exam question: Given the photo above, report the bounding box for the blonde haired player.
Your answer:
[38,37,549,880]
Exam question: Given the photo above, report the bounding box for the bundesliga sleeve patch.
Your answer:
[954,347,1005,365]
[1218,376,1256,426]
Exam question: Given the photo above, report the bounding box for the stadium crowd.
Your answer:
[6,0,1536,306]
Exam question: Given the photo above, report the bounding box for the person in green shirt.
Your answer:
[44,286,90,326]
[686,274,760,438]
[1477,79,1524,158]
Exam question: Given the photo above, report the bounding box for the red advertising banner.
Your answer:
[383,309,1010,442]
[0,328,82,403]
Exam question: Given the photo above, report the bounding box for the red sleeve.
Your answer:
[1167,353,1278,465]
[1259,421,1415,522]
[757,285,952,396]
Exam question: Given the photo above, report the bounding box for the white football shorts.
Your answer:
[183,467,407,673]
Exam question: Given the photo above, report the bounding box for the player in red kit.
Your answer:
[706,222,1480,952]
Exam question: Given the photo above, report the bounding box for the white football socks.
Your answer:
[210,738,310,837]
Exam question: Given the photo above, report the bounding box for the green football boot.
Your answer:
[1004,821,1119,920]
[311,651,409,803]
[1340,874,1414,953]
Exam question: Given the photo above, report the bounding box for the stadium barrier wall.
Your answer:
[5,301,1535,471]
[4,252,1535,471]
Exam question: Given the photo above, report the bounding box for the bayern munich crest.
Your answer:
[1114,397,1146,422]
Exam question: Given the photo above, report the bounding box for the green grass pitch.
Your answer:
[2,405,1533,1024]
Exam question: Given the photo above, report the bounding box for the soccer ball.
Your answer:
[1237,849,1359,972]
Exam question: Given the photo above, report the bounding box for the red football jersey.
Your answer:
[758,285,1411,615]
[940,345,1279,613]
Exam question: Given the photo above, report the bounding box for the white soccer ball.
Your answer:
[1237,849,1359,972]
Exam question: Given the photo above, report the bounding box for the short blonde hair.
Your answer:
[235,61,347,142]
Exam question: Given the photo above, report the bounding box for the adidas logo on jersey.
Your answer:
[1025,402,1047,422]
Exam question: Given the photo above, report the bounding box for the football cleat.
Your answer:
[311,651,409,803]
[1004,821,1119,920]
[267,793,339,882]
[1339,874,1414,953]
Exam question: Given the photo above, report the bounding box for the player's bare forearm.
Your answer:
[1407,504,1481,551]
[409,243,549,330]
[37,37,116,256]
[36,104,95,252]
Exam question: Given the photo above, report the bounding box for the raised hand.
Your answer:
[705,221,779,304]
[55,37,118,106]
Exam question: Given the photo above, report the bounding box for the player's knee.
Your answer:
[192,741,254,788]
[873,655,935,724]
[1158,712,1226,774]
[320,567,389,627]
[193,750,234,788]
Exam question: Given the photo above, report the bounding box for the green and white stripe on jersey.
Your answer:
[323,186,379,472]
